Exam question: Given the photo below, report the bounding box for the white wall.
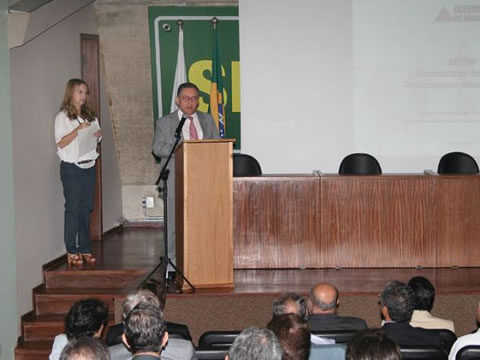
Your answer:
[10,2,122,321]
[0,1,18,357]
[239,0,480,173]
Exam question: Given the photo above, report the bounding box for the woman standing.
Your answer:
[55,79,102,266]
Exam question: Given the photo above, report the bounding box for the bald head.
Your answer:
[309,283,339,314]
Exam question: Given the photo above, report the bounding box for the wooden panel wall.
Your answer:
[433,175,480,267]
[320,175,435,268]
[233,174,480,269]
[233,176,321,268]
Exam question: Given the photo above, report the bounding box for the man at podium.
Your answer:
[152,82,219,278]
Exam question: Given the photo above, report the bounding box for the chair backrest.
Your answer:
[456,345,480,360]
[233,153,262,177]
[198,331,241,350]
[436,329,457,353]
[338,153,382,175]
[437,152,479,174]
[311,330,359,343]
[400,345,447,360]
[310,344,346,360]
[195,349,229,360]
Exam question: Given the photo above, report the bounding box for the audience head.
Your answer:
[59,336,110,360]
[122,289,161,321]
[272,293,308,320]
[308,282,339,314]
[227,327,282,360]
[122,303,168,355]
[346,328,401,360]
[408,276,435,311]
[267,314,310,360]
[65,298,108,340]
[380,280,415,322]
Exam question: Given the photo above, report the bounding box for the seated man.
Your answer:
[408,276,455,332]
[109,290,195,360]
[307,283,367,331]
[122,303,168,360]
[227,327,282,360]
[272,293,333,345]
[106,289,192,344]
[448,301,480,360]
[380,280,441,347]
[346,328,401,360]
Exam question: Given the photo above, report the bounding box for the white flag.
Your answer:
[170,26,187,113]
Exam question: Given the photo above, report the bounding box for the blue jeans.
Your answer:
[60,161,96,254]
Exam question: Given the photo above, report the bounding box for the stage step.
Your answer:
[15,340,52,360]
[33,286,129,315]
[22,314,64,341]
[22,313,116,342]
[44,266,148,289]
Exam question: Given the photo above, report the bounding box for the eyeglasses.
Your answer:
[179,96,199,103]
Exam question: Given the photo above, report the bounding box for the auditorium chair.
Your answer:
[456,345,480,360]
[338,153,382,175]
[198,330,240,350]
[311,329,359,343]
[400,345,448,360]
[233,153,262,177]
[195,349,229,359]
[436,329,457,353]
[437,152,479,174]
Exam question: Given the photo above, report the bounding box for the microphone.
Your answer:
[175,116,187,138]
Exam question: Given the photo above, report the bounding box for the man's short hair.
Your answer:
[272,293,307,320]
[59,336,110,360]
[346,328,401,360]
[65,299,108,340]
[122,289,161,320]
[176,82,199,96]
[267,314,310,360]
[408,276,435,311]
[309,284,339,311]
[228,327,282,360]
[380,281,415,322]
[123,303,167,355]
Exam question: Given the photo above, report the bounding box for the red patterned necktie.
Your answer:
[188,116,199,140]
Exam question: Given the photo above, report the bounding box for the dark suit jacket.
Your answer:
[382,321,442,347]
[106,321,192,346]
[308,313,367,332]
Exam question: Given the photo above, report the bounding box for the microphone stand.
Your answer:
[140,126,195,294]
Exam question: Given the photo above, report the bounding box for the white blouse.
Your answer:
[54,111,101,169]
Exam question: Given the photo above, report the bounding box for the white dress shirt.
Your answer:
[54,111,100,169]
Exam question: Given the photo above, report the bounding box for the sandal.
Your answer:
[67,253,83,266]
[82,253,96,265]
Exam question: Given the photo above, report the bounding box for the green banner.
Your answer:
[148,6,241,148]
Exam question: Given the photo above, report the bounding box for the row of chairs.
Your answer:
[233,152,480,177]
[194,329,479,360]
[193,346,480,360]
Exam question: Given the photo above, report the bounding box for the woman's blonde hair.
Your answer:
[60,78,96,122]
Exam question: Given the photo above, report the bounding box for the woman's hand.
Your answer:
[94,129,102,138]
[76,122,91,133]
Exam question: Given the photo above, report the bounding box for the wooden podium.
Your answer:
[175,139,234,290]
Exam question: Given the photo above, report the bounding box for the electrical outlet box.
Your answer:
[145,196,154,208]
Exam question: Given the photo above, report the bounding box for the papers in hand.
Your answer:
[77,123,98,157]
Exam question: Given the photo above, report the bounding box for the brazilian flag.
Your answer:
[209,24,225,138]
